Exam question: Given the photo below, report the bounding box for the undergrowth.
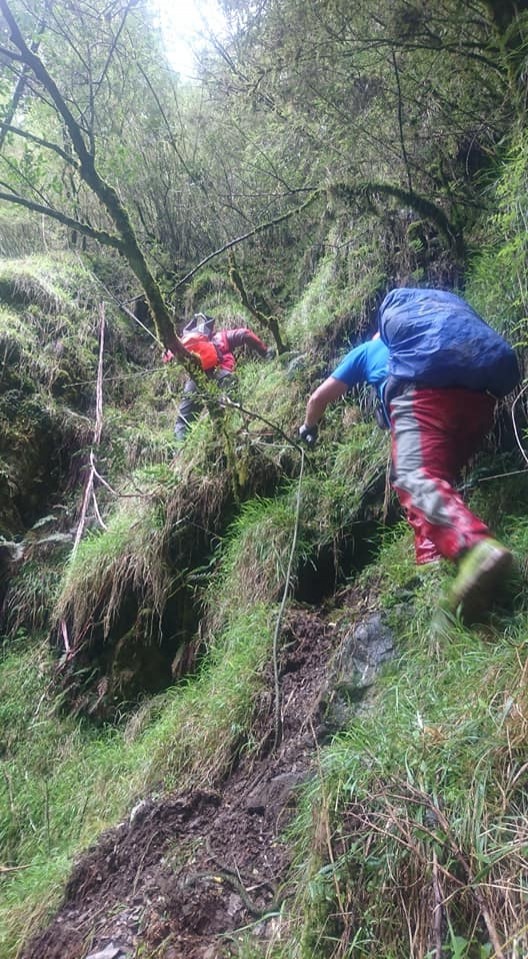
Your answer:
[282,606,528,958]
[1,133,528,959]
[268,479,528,959]
[0,602,275,953]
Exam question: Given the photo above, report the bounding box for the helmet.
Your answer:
[183,313,215,338]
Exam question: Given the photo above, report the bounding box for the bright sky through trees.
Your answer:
[147,0,226,78]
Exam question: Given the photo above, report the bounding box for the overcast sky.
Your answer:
[147,0,226,78]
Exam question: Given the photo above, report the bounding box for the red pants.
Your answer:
[390,387,495,564]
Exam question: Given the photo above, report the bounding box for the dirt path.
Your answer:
[21,607,343,959]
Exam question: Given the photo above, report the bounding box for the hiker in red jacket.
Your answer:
[164,313,275,442]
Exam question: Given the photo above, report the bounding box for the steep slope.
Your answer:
[1,142,528,958]
[20,607,332,958]
[19,599,396,959]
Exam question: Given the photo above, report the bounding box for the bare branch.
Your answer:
[0,43,23,61]
[0,123,78,166]
[93,1,132,101]
[0,0,50,152]
[0,153,54,207]
[0,189,125,249]
[0,0,94,166]
[391,47,413,195]
[173,189,320,291]
[72,304,107,557]
[135,61,204,191]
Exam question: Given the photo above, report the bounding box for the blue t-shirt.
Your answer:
[331,339,389,396]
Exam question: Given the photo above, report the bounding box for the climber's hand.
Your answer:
[298,423,318,447]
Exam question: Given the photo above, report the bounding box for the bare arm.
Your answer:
[304,376,348,427]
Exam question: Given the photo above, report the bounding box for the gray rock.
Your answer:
[322,614,395,731]
[333,613,394,689]
[85,944,124,959]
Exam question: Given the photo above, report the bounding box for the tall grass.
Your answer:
[0,636,144,952]
[0,603,275,955]
[270,502,528,959]
[463,130,528,347]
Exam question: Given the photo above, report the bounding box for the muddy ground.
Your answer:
[21,593,392,959]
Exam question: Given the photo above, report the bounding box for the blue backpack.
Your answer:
[379,288,520,398]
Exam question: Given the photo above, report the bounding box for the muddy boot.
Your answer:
[448,538,514,623]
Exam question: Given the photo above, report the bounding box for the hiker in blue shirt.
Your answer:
[299,289,520,621]
[299,336,390,441]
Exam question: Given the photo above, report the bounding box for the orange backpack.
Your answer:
[181,331,220,371]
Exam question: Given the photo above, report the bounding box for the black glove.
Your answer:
[299,423,318,447]
[265,347,276,361]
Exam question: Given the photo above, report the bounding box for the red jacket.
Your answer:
[162,327,269,372]
[212,328,268,372]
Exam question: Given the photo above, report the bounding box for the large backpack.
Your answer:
[181,330,220,371]
[379,288,520,398]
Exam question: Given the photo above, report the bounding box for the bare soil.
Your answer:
[20,605,346,959]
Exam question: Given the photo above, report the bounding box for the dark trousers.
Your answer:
[174,370,236,441]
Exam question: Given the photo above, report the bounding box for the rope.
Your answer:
[461,467,528,490]
[511,382,528,466]
[202,391,308,749]
[71,304,106,557]
[78,259,164,348]
[272,446,305,750]
[122,305,163,346]
[460,383,528,490]
[221,396,306,454]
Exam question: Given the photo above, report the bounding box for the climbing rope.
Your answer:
[209,394,307,749]
[511,382,528,467]
[271,446,305,750]
[220,396,305,454]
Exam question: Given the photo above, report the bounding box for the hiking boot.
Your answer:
[448,538,514,622]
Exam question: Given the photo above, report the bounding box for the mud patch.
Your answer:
[20,603,382,959]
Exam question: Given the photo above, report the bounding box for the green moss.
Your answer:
[0,305,37,349]
[207,492,313,630]
[54,493,170,630]
[463,132,528,345]
[0,254,104,316]
[2,111,528,959]
[0,637,151,951]
[286,219,385,350]
[143,603,275,789]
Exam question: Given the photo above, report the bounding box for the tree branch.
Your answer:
[0,122,78,166]
[0,0,93,167]
[173,190,320,292]
[0,153,54,207]
[391,47,413,195]
[333,180,461,253]
[0,189,125,249]
[135,61,203,192]
[0,0,184,355]
[0,43,23,61]
[228,251,287,353]
[0,1,50,152]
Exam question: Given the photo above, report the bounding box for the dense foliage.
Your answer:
[1,1,528,957]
